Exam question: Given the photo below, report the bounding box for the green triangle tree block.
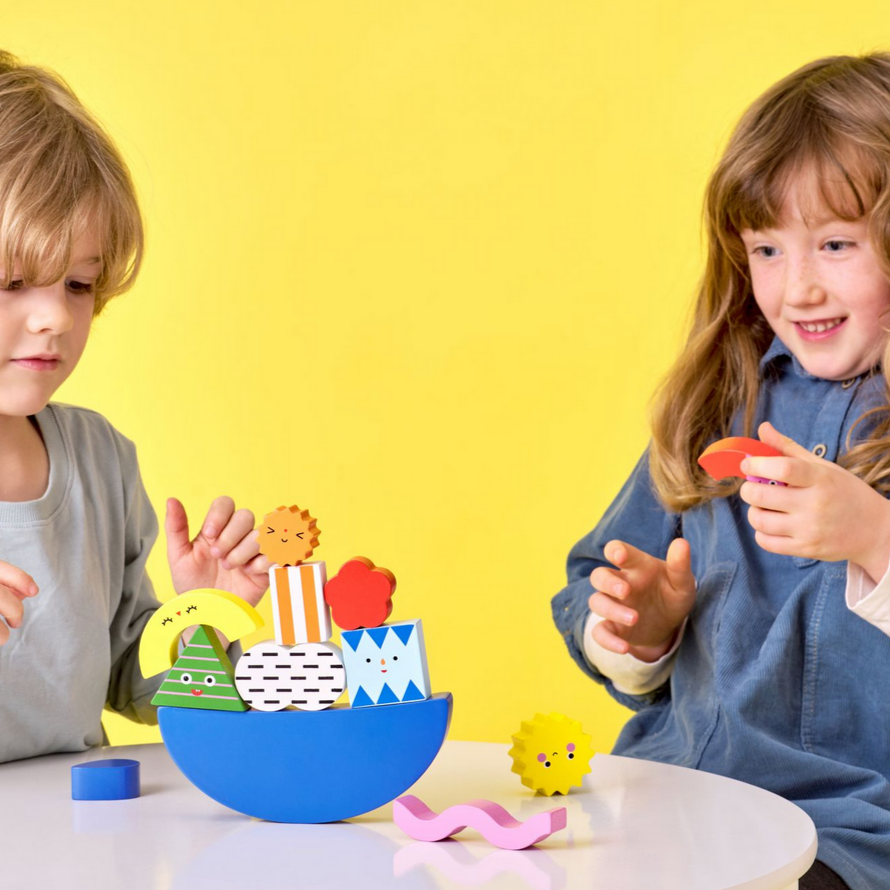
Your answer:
[152,624,248,711]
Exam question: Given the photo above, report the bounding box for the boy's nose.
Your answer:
[26,281,75,335]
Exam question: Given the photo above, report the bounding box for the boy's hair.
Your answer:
[650,52,890,512]
[0,49,143,316]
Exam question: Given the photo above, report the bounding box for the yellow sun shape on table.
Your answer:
[508,712,593,796]
[257,504,320,566]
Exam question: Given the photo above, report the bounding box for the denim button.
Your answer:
[812,443,827,458]
[842,377,857,389]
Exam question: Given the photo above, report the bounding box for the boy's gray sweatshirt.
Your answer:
[0,401,164,763]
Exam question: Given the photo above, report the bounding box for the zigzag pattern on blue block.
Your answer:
[352,681,427,706]
[351,687,374,708]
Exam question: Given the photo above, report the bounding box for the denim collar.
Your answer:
[758,334,820,380]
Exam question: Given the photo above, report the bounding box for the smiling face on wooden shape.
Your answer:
[258,504,320,566]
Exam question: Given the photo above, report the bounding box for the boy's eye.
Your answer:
[0,279,94,293]
[824,240,853,252]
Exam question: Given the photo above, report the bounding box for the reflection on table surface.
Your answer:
[0,739,816,890]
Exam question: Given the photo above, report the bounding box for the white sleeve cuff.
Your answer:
[847,558,890,638]
[582,611,688,695]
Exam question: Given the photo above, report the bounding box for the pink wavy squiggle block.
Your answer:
[393,795,567,850]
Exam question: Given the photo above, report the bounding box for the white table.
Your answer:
[0,740,816,890]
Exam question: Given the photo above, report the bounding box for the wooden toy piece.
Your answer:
[393,795,567,850]
[158,692,454,823]
[269,561,331,645]
[324,557,396,630]
[151,625,248,711]
[287,641,346,710]
[509,713,593,796]
[233,641,294,711]
[140,589,264,678]
[697,436,787,486]
[71,759,140,800]
[258,504,320,567]
[341,620,431,708]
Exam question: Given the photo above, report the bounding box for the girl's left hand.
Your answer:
[164,496,270,608]
[739,421,890,569]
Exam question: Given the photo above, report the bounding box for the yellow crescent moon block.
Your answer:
[140,589,264,678]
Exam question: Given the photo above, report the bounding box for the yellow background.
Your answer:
[5,4,889,749]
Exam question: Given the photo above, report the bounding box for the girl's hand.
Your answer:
[588,537,696,662]
[739,422,890,578]
[165,496,270,608]
[0,560,38,646]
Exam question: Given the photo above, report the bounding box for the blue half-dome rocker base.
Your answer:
[158,692,453,823]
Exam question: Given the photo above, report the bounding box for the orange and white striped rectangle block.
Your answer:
[269,561,331,646]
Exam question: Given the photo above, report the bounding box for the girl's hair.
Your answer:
[0,49,143,316]
[650,52,890,512]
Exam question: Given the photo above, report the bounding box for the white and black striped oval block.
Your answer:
[288,642,346,711]
[233,642,294,712]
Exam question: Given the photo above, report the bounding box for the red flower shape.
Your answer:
[324,557,396,630]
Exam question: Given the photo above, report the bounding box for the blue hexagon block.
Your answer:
[158,691,452,823]
[341,619,431,707]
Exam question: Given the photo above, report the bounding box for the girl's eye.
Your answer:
[750,241,853,259]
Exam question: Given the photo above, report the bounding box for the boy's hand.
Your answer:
[739,422,890,579]
[0,560,38,646]
[588,537,696,662]
[165,496,270,608]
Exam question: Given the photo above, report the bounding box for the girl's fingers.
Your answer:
[604,539,655,570]
[0,620,8,647]
[0,561,37,598]
[588,591,638,627]
[590,565,630,600]
[592,618,630,655]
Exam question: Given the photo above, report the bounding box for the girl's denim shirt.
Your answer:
[553,335,890,890]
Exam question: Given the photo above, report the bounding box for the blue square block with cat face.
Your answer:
[341,619,431,708]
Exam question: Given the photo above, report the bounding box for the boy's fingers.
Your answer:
[0,620,8,646]
[0,561,38,598]
[165,497,192,561]
[592,619,630,655]
[218,528,261,568]
[200,496,236,542]
[210,508,256,558]
[0,587,25,629]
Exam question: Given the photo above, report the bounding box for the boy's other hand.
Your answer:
[165,496,270,608]
[588,537,696,662]
[0,560,38,646]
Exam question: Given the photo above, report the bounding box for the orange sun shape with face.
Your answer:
[258,505,320,566]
